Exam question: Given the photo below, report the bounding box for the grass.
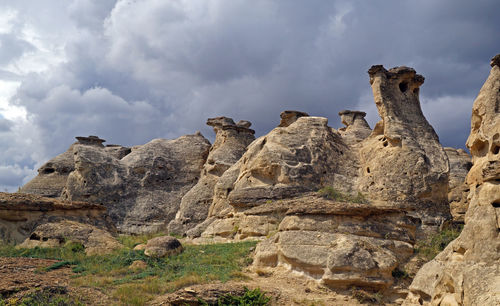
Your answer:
[0,239,257,305]
[317,186,369,204]
[415,224,463,261]
[0,287,83,306]
[201,287,271,305]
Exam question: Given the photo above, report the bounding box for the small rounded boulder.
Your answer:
[144,236,183,258]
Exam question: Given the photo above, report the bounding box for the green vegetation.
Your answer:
[317,186,369,204]
[0,240,257,305]
[1,287,83,306]
[391,267,409,279]
[199,287,271,305]
[415,224,463,260]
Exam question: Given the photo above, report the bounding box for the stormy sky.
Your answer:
[0,0,498,191]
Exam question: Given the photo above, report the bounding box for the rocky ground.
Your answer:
[0,256,373,305]
[0,257,111,305]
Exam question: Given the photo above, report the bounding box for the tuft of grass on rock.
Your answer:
[317,186,369,204]
[198,287,271,306]
[415,224,463,261]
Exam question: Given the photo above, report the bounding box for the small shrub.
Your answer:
[317,186,369,204]
[391,268,409,279]
[416,224,463,260]
[201,287,271,306]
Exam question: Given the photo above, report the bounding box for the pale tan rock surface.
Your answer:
[338,110,372,145]
[18,220,122,255]
[444,147,472,223]
[167,117,255,235]
[359,65,450,236]
[0,192,115,244]
[144,235,183,258]
[55,133,211,234]
[405,54,500,306]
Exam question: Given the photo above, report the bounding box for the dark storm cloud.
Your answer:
[1,0,499,190]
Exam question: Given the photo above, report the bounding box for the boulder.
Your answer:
[338,110,372,145]
[144,236,183,258]
[54,133,211,234]
[18,220,122,255]
[250,195,415,289]
[167,117,255,235]
[0,192,115,244]
[405,54,500,306]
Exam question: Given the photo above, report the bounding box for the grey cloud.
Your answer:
[1,0,499,189]
[0,117,12,131]
[0,33,35,66]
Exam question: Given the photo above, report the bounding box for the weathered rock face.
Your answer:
[359,66,450,234]
[167,117,255,235]
[19,144,76,198]
[18,220,122,255]
[0,192,115,244]
[338,110,372,145]
[204,114,357,220]
[405,55,500,306]
[243,195,414,289]
[445,147,472,223]
[20,136,131,199]
[59,133,211,234]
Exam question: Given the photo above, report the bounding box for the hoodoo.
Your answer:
[405,54,500,306]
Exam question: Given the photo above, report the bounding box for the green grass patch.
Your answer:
[317,186,369,204]
[415,224,463,261]
[0,240,257,305]
[199,287,271,305]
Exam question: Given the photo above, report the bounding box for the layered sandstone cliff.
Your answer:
[0,192,115,244]
[405,54,500,306]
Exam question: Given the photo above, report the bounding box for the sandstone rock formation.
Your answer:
[193,65,451,291]
[52,133,211,234]
[144,236,183,258]
[338,110,372,145]
[278,110,309,127]
[0,192,115,244]
[20,136,132,199]
[405,54,500,306]
[18,220,122,255]
[19,144,76,198]
[444,147,472,223]
[167,117,255,235]
[359,66,450,236]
